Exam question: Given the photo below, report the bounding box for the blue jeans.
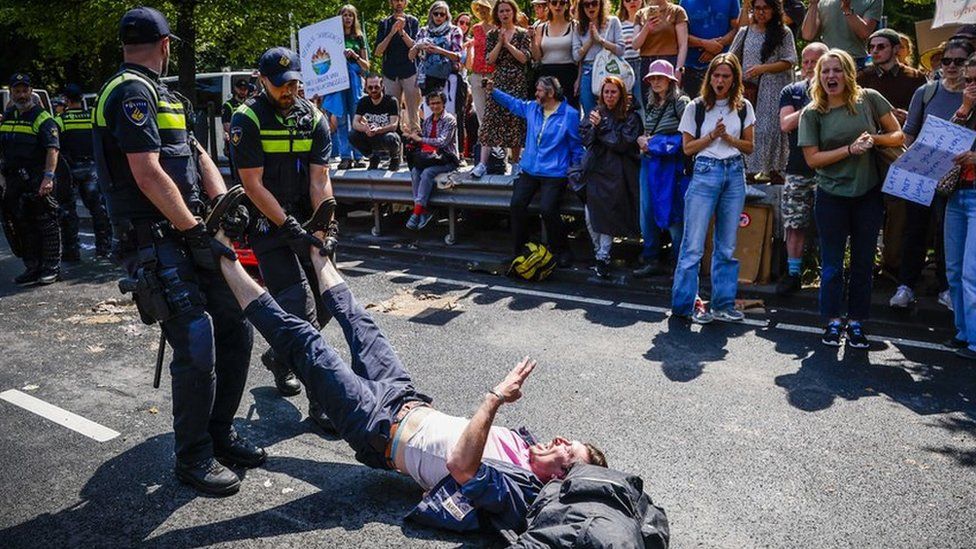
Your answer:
[335,75,364,160]
[245,284,431,470]
[671,156,745,315]
[579,63,596,116]
[410,163,454,207]
[813,186,884,320]
[944,188,976,351]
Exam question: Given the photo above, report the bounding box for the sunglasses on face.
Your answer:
[868,42,890,51]
[432,11,447,17]
[583,1,599,7]
[752,5,771,11]
[942,57,967,67]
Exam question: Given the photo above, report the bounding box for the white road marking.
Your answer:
[339,264,948,354]
[0,389,120,442]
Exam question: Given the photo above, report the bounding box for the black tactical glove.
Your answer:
[280,215,324,256]
[183,222,236,271]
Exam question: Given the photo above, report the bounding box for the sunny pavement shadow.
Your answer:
[644,316,755,383]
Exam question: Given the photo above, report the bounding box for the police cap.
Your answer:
[120,6,178,45]
[259,47,303,87]
[9,73,31,88]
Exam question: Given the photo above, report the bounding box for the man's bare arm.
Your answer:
[309,163,333,209]
[195,141,227,200]
[239,166,287,226]
[447,358,537,484]
[38,148,58,195]
[127,151,199,230]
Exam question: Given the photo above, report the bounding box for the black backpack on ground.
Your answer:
[506,464,670,549]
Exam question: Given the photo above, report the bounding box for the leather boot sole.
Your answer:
[205,185,247,234]
[175,468,241,496]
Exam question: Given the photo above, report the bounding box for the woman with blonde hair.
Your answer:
[797,49,904,347]
[671,53,755,324]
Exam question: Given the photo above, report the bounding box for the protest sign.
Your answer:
[882,115,976,206]
[298,17,350,97]
[934,0,976,28]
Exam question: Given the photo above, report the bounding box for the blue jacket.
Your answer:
[404,427,544,538]
[491,90,584,179]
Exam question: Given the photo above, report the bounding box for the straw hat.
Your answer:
[471,0,492,18]
[919,42,945,72]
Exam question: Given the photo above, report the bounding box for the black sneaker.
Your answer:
[775,273,801,296]
[846,322,870,349]
[352,158,367,169]
[557,250,574,269]
[213,430,267,468]
[37,267,61,285]
[821,321,843,347]
[944,337,968,350]
[367,156,380,170]
[337,158,353,170]
[261,349,302,397]
[13,268,41,286]
[388,157,401,172]
[175,457,241,496]
[595,259,610,279]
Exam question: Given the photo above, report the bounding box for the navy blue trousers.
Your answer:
[245,283,431,469]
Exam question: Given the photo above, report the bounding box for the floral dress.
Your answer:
[479,28,530,148]
[731,25,797,175]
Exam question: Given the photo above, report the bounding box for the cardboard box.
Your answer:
[701,203,774,285]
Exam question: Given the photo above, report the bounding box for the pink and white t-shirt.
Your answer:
[400,409,531,490]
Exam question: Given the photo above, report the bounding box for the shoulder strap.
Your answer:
[921,81,939,111]
[738,102,748,130]
[93,69,160,127]
[693,97,705,139]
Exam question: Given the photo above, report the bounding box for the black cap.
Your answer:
[234,79,249,88]
[64,83,84,101]
[258,47,302,86]
[119,6,177,45]
[9,73,31,87]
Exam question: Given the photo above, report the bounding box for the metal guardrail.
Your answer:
[220,164,584,245]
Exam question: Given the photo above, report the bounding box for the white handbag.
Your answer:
[591,48,635,95]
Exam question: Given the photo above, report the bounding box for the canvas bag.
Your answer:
[592,48,635,95]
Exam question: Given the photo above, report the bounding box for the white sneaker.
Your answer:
[939,289,954,311]
[889,285,916,308]
[471,163,487,178]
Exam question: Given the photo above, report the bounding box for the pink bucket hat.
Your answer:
[643,59,678,84]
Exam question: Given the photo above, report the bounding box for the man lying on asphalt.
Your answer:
[209,197,607,535]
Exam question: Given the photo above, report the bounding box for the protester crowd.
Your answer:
[5,1,974,358]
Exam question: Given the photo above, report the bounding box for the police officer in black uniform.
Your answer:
[230,47,336,413]
[221,79,250,184]
[56,83,113,260]
[93,6,262,496]
[0,72,62,285]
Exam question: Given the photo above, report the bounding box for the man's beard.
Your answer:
[13,97,32,111]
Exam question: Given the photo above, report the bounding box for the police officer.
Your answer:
[93,6,262,496]
[56,83,112,260]
[0,72,62,285]
[230,47,336,412]
[221,79,250,184]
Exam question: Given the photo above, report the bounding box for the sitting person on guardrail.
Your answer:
[350,73,403,171]
[207,200,607,536]
[484,75,584,268]
[403,90,460,230]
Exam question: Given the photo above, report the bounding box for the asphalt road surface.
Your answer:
[0,236,974,548]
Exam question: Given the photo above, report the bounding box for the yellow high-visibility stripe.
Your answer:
[0,124,36,135]
[157,112,186,130]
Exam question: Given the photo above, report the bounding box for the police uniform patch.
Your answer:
[230,126,242,146]
[279,55,290,67]
[122,98,150,126]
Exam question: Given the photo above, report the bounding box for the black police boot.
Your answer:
[13,266,41,286]
[213,430,267,468]
[175,457,241,496]
[308,399,338,435]
[368,155,380,170]
[261,348,302,397]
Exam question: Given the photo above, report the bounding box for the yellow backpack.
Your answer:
[508,243,556,282]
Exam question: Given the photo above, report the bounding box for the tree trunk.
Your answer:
[174,0,198,106]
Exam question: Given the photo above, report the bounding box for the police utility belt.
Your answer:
[117,218,205,326]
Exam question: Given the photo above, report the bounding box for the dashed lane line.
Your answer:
[0,389,120,442]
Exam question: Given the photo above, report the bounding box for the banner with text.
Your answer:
[882,115,976,206]
[934,0,976,28]
[298,17,350,97]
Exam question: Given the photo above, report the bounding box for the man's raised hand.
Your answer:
[492,356,537,404]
